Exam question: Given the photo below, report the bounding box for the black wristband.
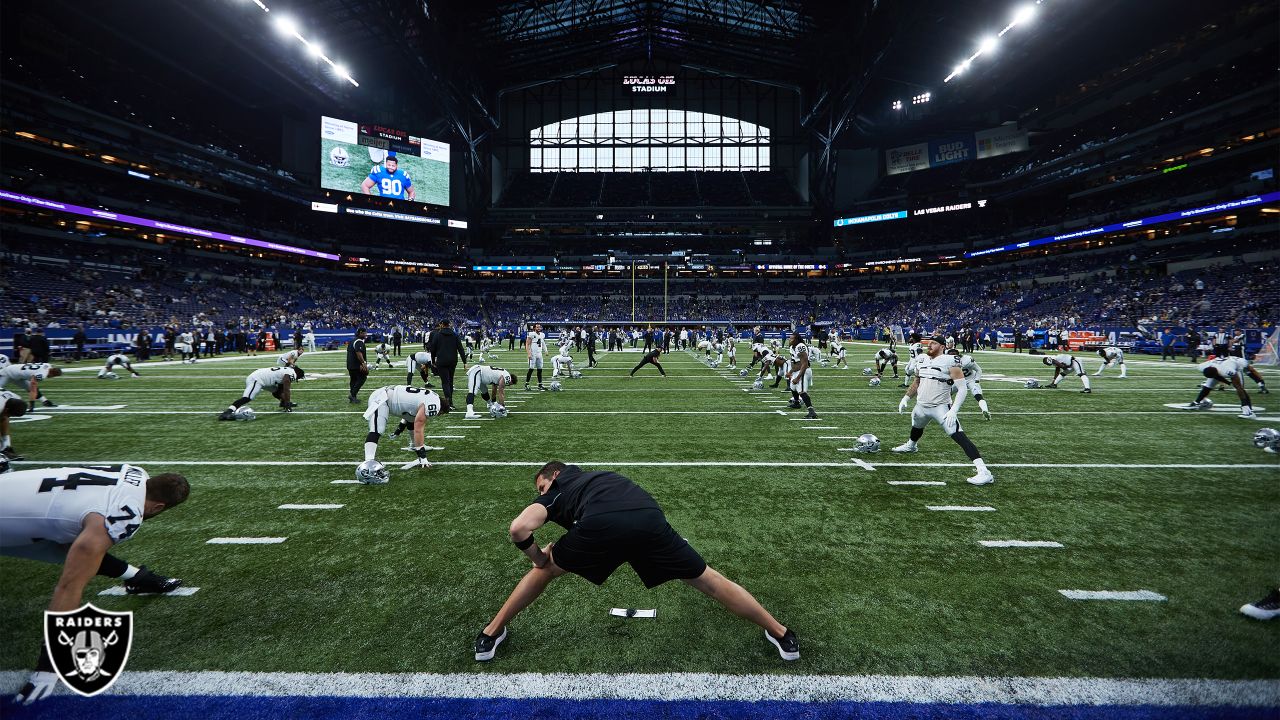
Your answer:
[415,447,428,460]
[513,535,535,550]
[36,641,54,673]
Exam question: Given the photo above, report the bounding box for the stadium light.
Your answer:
[305,41,324,58]
[979,36,998,55]
[945,1,1043,82]
[1011,4,1037,27]
[891,99,903,111]
[272,15,298,37]
[242,2,358,87]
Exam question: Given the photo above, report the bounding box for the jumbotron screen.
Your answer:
[320,116,450,207]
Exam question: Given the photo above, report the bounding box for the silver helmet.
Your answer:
[739,369,749,377]
[1253,427,1280,451]
[356,459,389,485]
[853,433,881,453]
[489,404,509,419]
[570,370,582,379]
[1024,379,1040,389]
[235,407,256,421]
[752,379,763,390]
[549,381,562,392]
[869,377,881,387]
[862,367,874,376]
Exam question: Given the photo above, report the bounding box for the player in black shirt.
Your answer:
[628,348,666,377]
[474,462,799,662]
[346,329,368,404]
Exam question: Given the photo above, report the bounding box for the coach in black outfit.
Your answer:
[426,320,467,408]
[346,328,368,404]
[585,327,598,368]
[474,461,798,662]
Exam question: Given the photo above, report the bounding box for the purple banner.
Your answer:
[0,190,341,261]
[966,192,1280,258]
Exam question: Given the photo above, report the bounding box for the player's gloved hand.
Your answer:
[400,458,430,470]
[13,671,58,705]
[898,396,909,413]
[389,422,406,439]
[943,410,958,427]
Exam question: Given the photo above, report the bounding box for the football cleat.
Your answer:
[218,409,236,421]
[356,459,390,485]
[1,447,22,460]
[891,442,917,453]
[966,471,995,486]
[464,411,482,419]
[982,409,991,420]
[805,407,817,419]
[40,399,56,407]
[1239,408,1258,419]
[853,434,880,453]
[0,457,9,474]
[787,399,802,409]
[124,566,182,595]
[1046,384,1058,390]
[1239,588,1280,620]
[475,626,508,662]
[1080,388,1092,394]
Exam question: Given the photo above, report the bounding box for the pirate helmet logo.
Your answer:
[44,604,133,697]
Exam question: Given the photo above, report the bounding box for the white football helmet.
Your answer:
[356,459,389,485]
[570,370,582,379]
[329,146,350,167]
[489,404,509,419]
[1024,379,1040,389]
[869,377,881,387]
[549,381,562,392]
[853,433,881,453]
[752,379,764,390]
[862,368,874,376]
[103,372,119,380]
[739,369,749,377]
[1253,427,1280,450]
[235,407,256,420]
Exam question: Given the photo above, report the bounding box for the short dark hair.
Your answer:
[535,461,566,483]
[4,398,26,418]
[148,473,190,508]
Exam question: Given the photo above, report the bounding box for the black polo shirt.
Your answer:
[347,338,366,370]
[534,465,659,530]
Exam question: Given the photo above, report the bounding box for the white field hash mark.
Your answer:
[206,537,286,544]
[927,505,996,512]
[980,540,1064,548]
[278,504,344,510]
[0,670,1274,706]
[1059,590,1167,602]
[100,586,200,596]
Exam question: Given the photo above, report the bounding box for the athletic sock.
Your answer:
[364,442,378,462]
[977,398,989,413]
[973,457,988,474]
[120,565,140,580]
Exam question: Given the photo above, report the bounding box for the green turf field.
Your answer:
[320,137,449,206]
[2,343,1277,682]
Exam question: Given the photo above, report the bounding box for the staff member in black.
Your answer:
[628,347,666,377]
[346,328,369,404]
[392,328,402,357]
[474,461,798,662]
[585,326,598,368]
[426,320,467,409]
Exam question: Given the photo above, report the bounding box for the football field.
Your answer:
[2,342,1278,718]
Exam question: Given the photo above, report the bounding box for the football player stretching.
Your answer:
[97,353,140,379]
[787,334,817,419]
[218,366,297,420]
[465,365,517,419]
[893,336,994,486]
[874,347,899,380]
[1042,354,1092,393]
[362,385,444,471]
[1188,356,1263,419]
[949,349,991,419]
[1093,346,1127,378]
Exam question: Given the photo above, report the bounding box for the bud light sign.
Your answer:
[929,136,974,167]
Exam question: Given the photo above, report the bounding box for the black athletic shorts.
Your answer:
[550,508,707,588]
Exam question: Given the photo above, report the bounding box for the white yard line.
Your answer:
[888,481,946,486]
[34,409,1275,417]
[0,670,1273,706]
[206,537,286,544]
[99,586,200,596]
[14,460,1278,470]
[981,540,1065,548]
[278,503,344,510]
[927,506,996,512]
[1060,590,1167,602]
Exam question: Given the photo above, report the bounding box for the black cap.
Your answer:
[928,335,947,345]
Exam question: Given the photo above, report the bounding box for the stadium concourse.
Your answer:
[2,0,1279,718]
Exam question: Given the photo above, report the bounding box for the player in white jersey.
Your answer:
[217,366,297,420]
[362,385,444,469]
[465,365,517,419]
[874,348,899,379]
[525,323,548,391]
[372,340,395,370]
[892,336,994,486]
[405,350,435,388]
[0,354,9,372]
[1,389,27,464]
[787,335,817,418]
[97,353,140,379]
[829,340,849,369]
[1189,356,1264,418]
[551,345,575,378]
[3,464,189,705]
[0,363,62,409]
[1093,347,1127,378]
[277,347,305,372]
[725,339,737,369]
[949,350,991,419]
[177,331,197,363]
[1042,354,1092,393]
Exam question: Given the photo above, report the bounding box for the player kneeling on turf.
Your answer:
[218,366,297,420]
[893,336,994,486]
[362,385,444,470]
[4,464,189,705]
[97,353,139,379]
[474,461,798,662]
[465,365,516,419]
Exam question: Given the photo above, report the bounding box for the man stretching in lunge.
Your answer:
[474,462,798,662]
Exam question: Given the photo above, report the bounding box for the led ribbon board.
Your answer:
[0,190,340,261]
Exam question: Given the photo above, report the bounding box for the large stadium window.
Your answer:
[530,110,770,172]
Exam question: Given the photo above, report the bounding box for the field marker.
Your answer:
[800,426,840,430]
[99,586,200,596]
[1060,589,1166,601]
[1,669,1273,706]
[980,540,1064,548]
[278,504,344,510]
[776,410,786,416]
[331,479,361,484]
[206,537,286,544]
[927,505,995,512]
[447,425,483,429]
[850,458,876,471]
[888,480,945,486]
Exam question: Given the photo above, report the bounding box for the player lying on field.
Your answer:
[474,462,799,662]
[4,464,189,704]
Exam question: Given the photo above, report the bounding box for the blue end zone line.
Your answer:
[5,696,1275,720]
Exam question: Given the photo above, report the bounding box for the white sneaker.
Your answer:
[1239,410,1258,419]
[891,442,917,453]
[966,471,995,486]
[464,412,482,419]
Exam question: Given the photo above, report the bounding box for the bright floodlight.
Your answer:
[334,63,350,79]
[979,36,998,54]
[273,15,298,36]
[306,41,324,58]
[1012,4,1036,26]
